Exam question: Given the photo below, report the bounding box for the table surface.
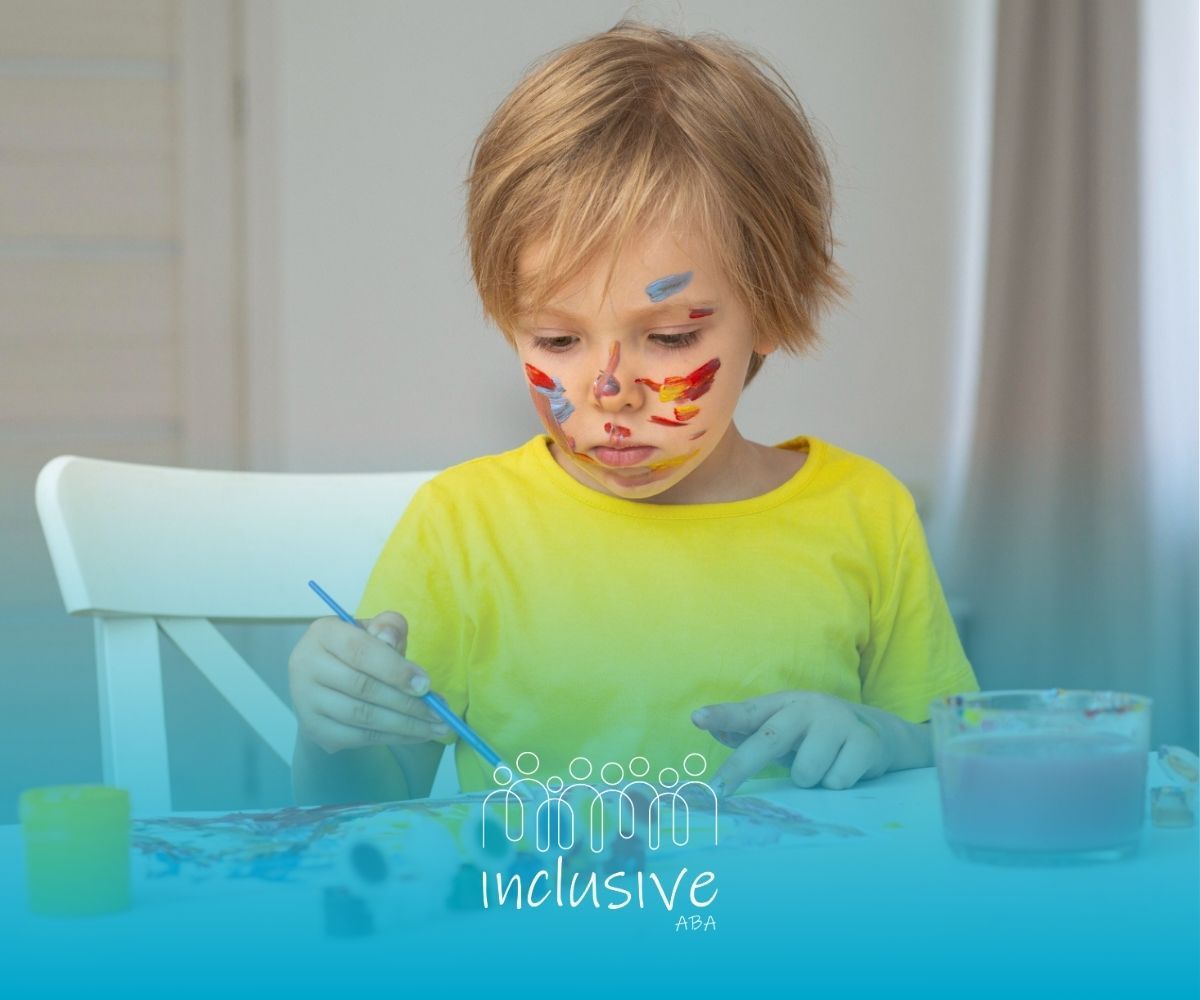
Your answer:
[2,765,1196,998]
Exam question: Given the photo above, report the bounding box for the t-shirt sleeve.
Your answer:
[355,482,470,718]
[859,511,979,722]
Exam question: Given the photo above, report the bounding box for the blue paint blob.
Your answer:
[645,271,693,302]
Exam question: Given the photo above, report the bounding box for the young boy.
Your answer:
[288,21,977,805]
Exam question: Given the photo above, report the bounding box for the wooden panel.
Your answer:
[0,256,174,342]
[0,0,258,820]
[177,0,238,468]
[0,153,174,239]
[0,339,177,421]
[0,0,173,60]
[0,78,172,155]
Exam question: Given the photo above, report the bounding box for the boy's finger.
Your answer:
[789,717,847,788]
[710,706,807,795]
[321,620,430,695]
[314,688,450,742]
[819,731,875,790]
[364,610,409,654]
[314,656,443,724]
[691,691,798,734]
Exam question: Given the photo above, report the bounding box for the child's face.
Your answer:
[515,227,773,502]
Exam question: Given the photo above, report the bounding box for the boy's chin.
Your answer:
[576,461,686,500]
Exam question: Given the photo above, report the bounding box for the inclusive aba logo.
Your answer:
[474,751,720,928]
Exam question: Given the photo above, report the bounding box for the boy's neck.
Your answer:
[644,425,806,505]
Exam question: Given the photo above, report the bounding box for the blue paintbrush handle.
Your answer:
[422,692,502,768]
[307,580,503,769]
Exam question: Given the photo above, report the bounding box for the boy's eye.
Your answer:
[649,330,700,349]
[531,334,578,352]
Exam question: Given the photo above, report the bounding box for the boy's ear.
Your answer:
[753,337,780,356]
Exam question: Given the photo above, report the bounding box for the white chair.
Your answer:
[35,456,449,815]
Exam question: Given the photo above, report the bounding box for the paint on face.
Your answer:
[645,271,693,303]
[689,429,707,440]
[647,449,700,472]
[526,379,567,449]
[688,308,715,319]
[592,341,621,401]
[636,357,721,403]
[525,363,594,465]
[524,363,575,424]
[604,422,631,441]
[649,404,700,427]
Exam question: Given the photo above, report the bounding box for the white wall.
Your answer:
[258,0,992,538]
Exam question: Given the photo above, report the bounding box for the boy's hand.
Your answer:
[691,691,892,796]
[288,611,451,753]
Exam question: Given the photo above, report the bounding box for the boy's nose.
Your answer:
[592,369,645,413]
[590,341,642,412]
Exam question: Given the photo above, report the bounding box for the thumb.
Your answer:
[364,610,408,653]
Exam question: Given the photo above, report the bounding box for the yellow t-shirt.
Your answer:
[358,435,977,791]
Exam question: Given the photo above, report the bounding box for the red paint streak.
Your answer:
[604,423,632,439]
[635,357,721,403]
[650,416,689,427]
[688,308,714,319]
[524,363,556,390]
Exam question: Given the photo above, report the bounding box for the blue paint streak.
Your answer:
[534,377,575,424]
[645,271,693,302]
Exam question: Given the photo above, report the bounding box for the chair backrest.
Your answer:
[35,455,437,814]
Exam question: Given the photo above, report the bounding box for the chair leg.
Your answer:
[94,618,172,815]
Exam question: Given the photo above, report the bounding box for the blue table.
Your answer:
[2,766,1195,998]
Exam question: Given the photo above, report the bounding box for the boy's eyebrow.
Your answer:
[520,301,717,323]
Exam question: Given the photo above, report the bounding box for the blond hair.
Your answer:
[466,21,845,384]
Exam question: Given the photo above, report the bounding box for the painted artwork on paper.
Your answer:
[131,792,864,886]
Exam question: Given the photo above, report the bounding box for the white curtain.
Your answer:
[950,0,1197,746]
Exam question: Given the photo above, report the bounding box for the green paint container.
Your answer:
[19,785,131,917]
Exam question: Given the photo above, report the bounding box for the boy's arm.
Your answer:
[291,736,444,805]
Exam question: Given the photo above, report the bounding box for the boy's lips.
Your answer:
[591,444,658,467]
